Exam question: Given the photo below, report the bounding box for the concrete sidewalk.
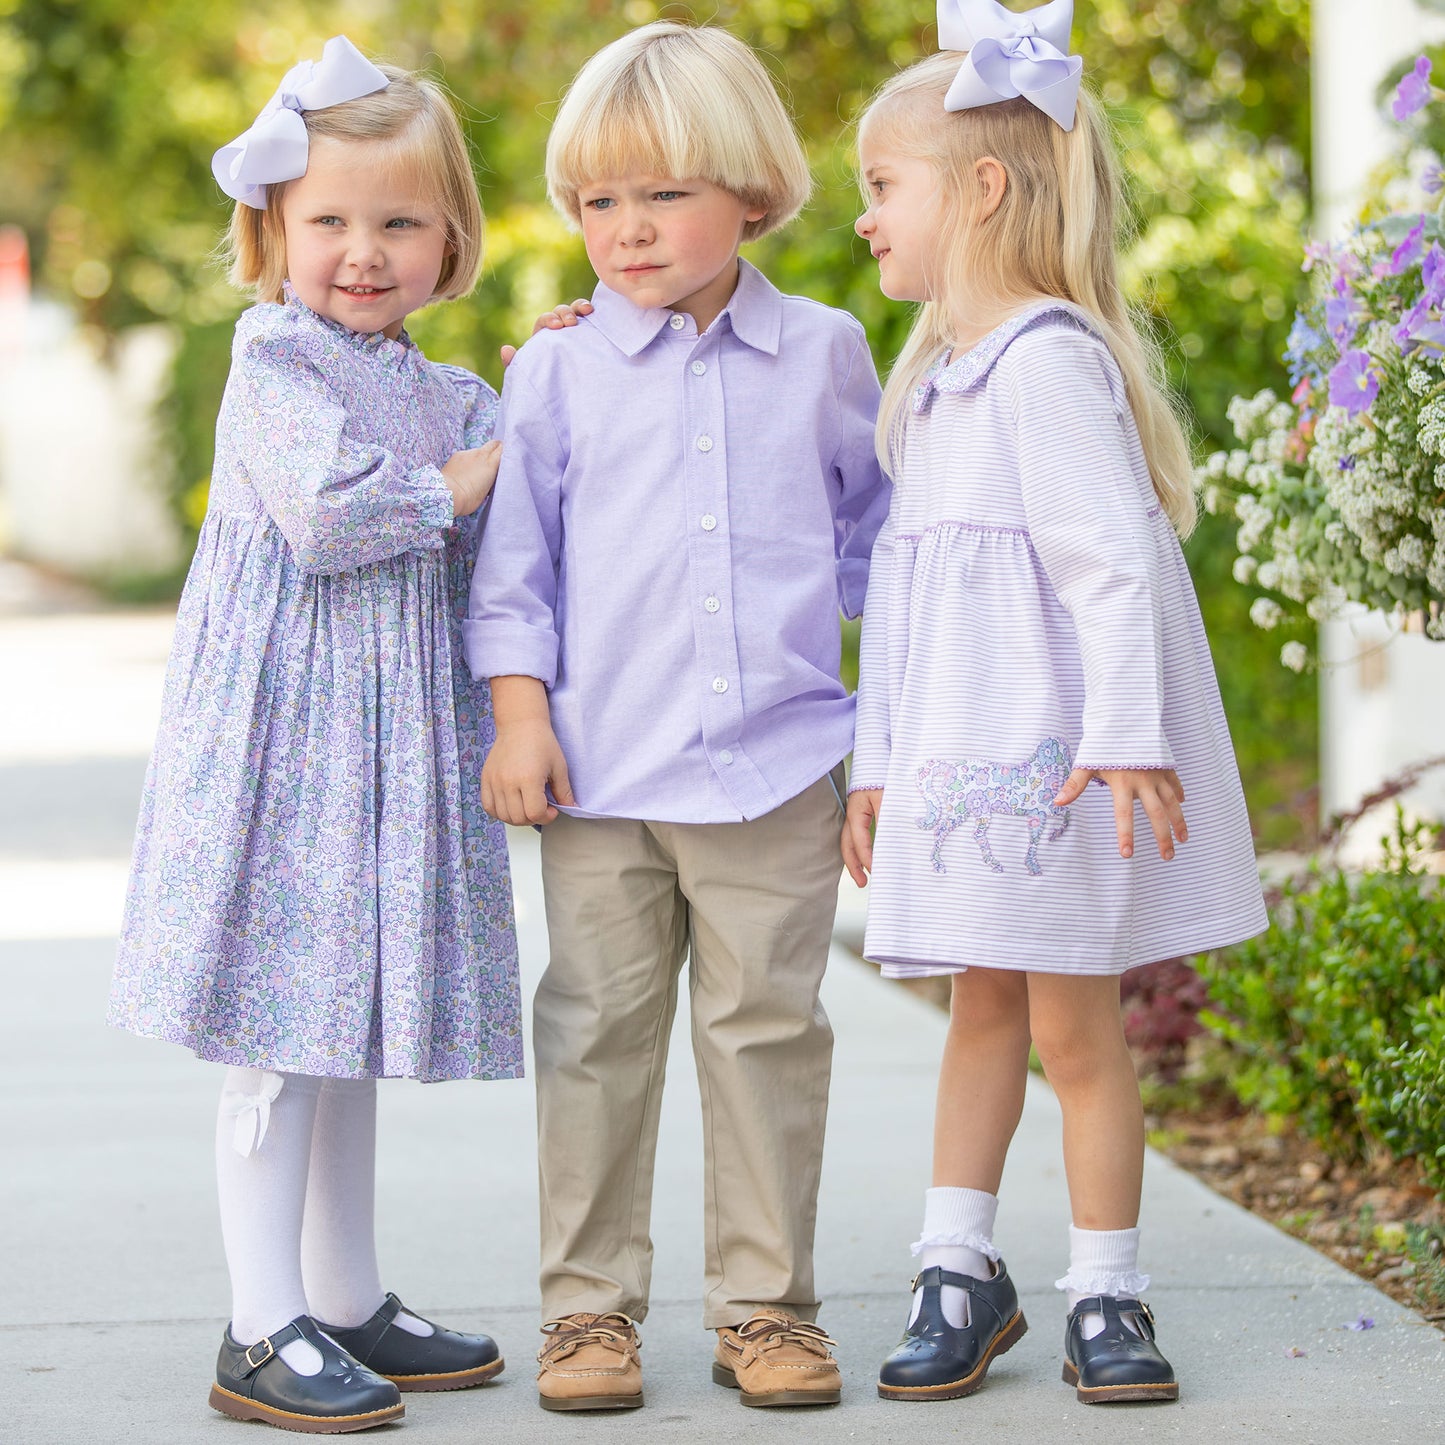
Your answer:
[2,604,1443,1443]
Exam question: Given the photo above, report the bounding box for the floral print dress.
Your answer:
[108,294,523,1082]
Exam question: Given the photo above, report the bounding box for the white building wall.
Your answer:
[1315,0,1445,849]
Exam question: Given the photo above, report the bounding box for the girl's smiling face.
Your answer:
[281,136,449,339]
[855,140,941,305]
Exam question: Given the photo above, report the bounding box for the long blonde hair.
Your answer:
[860,53,1195,535]
[224,65,484,305]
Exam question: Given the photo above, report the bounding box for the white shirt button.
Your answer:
[668,314,686,330]
[719,749,735,765]
[703,595,721,613]
[712,676,729,694]
[691,360,707,375]
[700,513,717,531]
[696,435,714,452]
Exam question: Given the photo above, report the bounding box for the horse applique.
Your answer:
[915,737,1073,876]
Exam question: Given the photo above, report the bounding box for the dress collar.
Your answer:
[584,258,784,358]
[281,281,417,360]
[910,300,1100,414]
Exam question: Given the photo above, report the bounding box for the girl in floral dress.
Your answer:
[843,0,1267,1410]
[108,37,521,1434]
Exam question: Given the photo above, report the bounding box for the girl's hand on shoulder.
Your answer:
[499,299,595,366]
[1054,768,1187,861]
[442,440,502,518]
[842,788,884,887]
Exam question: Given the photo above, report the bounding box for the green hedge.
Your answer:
[1198,816,1445,1194]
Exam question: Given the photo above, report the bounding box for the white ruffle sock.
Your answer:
[300,1078,432,1339]
[1055,1225,1150,1340]
[216,1069,327,1375]
[910,1187,1001,1328]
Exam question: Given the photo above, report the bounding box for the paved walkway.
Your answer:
[3,590,1442,1442]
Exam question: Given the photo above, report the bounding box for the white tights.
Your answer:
[215,1068,429,1375]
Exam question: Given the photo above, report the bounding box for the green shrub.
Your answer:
[1198,814,1445,1192]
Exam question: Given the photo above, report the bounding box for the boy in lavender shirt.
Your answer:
[464,22,887,1412]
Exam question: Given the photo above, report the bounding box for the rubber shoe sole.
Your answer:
[538,1388,644,1411]
[385,1356,504,1392]
[208,1383,404,1433]
[876,1308,1028,1402]
[712,1360,842,1406]
[1062,1358,1179,1403]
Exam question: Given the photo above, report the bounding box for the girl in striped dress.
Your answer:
[842,0,1266,1409]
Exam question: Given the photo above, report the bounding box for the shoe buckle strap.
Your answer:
[242,1336,275,1372]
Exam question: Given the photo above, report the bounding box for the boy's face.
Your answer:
[576,173,766,332]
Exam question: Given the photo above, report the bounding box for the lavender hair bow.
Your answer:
[937,0,1082,132]
[211,35,389,208]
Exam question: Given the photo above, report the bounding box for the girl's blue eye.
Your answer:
[386,218,416,229]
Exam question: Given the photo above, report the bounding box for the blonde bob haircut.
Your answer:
[224,64,484,305]
[546,21,811,243]
[860,53,1196,537]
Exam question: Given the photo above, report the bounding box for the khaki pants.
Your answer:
[534,769,844,1330]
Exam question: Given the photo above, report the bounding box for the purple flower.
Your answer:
[1395,295,1433,351]
[1408,319,1445,353]
[1425,161,1445,195]
[1424,242,1445,302]
[1394,55,1433,121]
[1343,1315,1375,1332]
[1326,292,1360,344]
[1328,350,1380,414]
[1383,220,1425,277]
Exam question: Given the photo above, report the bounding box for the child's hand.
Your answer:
[481,721,576,825]
[1053,767,1187,861]
[499,299,596,366]
[842,788,883,887]
[442,440,502,518]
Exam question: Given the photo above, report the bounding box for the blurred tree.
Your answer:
[1,0,1317,844]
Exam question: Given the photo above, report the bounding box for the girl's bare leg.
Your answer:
[932,967,1032,1189]
[1025,972,1143,1228]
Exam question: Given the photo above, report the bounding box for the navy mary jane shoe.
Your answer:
[317,1292,504,1392]
[1063,1295,1179,1403]
[210,1314,404,1433]
[877,1262,1028,1401]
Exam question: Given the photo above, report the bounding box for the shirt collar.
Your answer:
[584,257,783,358]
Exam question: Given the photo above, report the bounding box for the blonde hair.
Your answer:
[546,21,811,243]
[224,64,484,305]
[860,53,1196,536]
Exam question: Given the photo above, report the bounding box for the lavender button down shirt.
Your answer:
[463,259,889,823]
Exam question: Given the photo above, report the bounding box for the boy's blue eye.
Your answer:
[655,191,683,201]
[588,198,615,211]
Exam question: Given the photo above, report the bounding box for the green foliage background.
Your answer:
[2,0,1319,844]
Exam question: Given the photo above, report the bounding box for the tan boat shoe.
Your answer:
[536,1312,643,1411]
[712,1308,841,1407]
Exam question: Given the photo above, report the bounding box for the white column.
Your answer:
[1314,0,1445,849]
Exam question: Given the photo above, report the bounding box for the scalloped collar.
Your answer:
[910,300,1100,415]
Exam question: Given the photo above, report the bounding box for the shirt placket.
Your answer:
[677,321,767,813]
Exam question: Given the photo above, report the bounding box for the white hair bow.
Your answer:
[937,0,1082,132]
[212,35,389,208]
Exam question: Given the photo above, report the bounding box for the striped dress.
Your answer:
[851,303,1267,976]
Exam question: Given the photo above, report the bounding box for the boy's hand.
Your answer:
[442,440,501,518]
[481,722,575,824]
[483,676,574,825]
[500,299,596,366]
[1053,767,1187,861]
[842,788,883,887]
